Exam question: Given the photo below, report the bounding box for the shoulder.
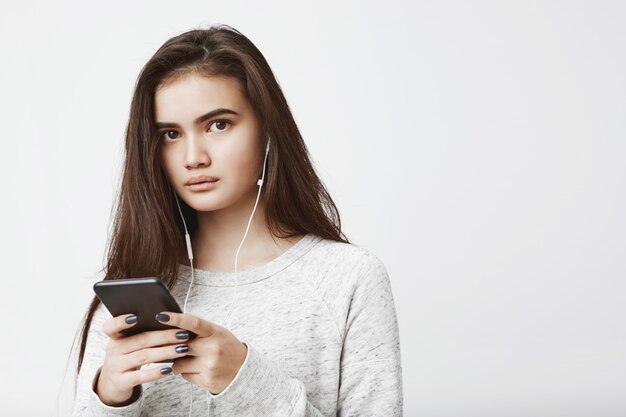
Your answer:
[309,235,387,271]
[300,236,398,342]
[302,235,390,294]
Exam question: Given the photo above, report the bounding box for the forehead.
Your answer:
[154,73,247,121]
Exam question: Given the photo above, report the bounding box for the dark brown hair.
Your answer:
[76,24,347,372]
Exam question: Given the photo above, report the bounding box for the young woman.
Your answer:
[72,24,402,416]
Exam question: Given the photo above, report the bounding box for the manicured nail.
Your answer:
[175,345,189,354]
[125,315,138,324]
[160,367,172,375]
[155,313,170,322]
[176,331,190,340]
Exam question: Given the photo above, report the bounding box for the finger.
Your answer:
[183,336,221,358]
[102,314,139,340]
[112,328,193,355]
[155,312,219,338]
[120,343,191,371]
[121,365,175,387]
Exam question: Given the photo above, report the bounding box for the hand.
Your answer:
[96,314,193,406]
[156,312,248,395]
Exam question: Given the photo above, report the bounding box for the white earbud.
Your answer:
[257,140,270,187]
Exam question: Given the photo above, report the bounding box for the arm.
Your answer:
[163,253,402,416]
[203,254,403,416]
[337,255,403,416]
[206,342,325,416]
[163,313,326,416]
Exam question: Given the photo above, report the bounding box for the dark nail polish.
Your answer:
[160,367,172,375]
[175,345,189,354]
[125,315,138,324]
[176,331,190,340]
[155,313,170,322]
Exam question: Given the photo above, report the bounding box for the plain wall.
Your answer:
[0,1,624,416]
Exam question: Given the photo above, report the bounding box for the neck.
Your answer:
[188,193,302,272]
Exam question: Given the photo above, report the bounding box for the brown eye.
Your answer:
[210,120,231,132]
[162,131,179,141]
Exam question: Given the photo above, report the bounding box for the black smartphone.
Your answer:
[93,277,184,337]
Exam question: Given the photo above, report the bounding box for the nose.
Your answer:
[184,134,211,169]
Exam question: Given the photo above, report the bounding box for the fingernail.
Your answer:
[125,315,138,324]
[160,367,173,375]
[175,345,189,354]
[155,313,170,322]
[176,331,190,340]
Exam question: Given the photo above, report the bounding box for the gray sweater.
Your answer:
[72,234,403,416]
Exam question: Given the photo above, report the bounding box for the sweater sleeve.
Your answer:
[206,252,403,417]
[70,304,145,417]
[205,342,324,416]
[336,253,403,416]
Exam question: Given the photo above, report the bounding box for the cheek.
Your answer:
[220,140,262,174]
[159,149,178,181]
[231,152,262,182]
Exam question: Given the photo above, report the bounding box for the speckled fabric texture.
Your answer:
[72,234,403,416]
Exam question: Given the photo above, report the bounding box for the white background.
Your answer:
[1,1,625,416]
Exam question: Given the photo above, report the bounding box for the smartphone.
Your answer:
[93,277,184,337]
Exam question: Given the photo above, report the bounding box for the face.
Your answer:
[155,73,265,214]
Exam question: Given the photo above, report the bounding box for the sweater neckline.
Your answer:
[176,234,322,287]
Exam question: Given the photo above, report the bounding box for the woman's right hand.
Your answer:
[95,314,192,406]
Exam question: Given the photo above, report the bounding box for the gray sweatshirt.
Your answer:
[72,234,403,416]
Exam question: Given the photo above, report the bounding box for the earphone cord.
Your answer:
[174,193,195,313]
[174,193,195,417]
[175,183,264,417]
[223,148,268,327]
[174,139,270,416]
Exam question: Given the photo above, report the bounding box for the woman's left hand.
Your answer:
[155,312,248,394]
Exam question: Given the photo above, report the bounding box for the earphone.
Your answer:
[176,139,270,315]
[173,138,270,416]
[224,138,270,326]
[257,140,270,187]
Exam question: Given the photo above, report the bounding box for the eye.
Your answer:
[209,120,231,132]
[161,130,179,141]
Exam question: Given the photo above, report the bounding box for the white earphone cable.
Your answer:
[174,139,270,416]
[174,193,195,314]
[173,193,195,417]
[224,139,270,328]
[223,177,262,325]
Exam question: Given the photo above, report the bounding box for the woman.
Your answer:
[72,24,402,416]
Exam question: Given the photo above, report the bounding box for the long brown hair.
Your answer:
[76,24,348,372]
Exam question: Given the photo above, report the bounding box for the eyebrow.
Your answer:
[155,108,239,129]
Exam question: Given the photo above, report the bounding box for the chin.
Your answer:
[184,190,259,214]
[187,199,230,213]
[182,193,237,213]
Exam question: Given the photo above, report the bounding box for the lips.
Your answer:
[185,175,219,186]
